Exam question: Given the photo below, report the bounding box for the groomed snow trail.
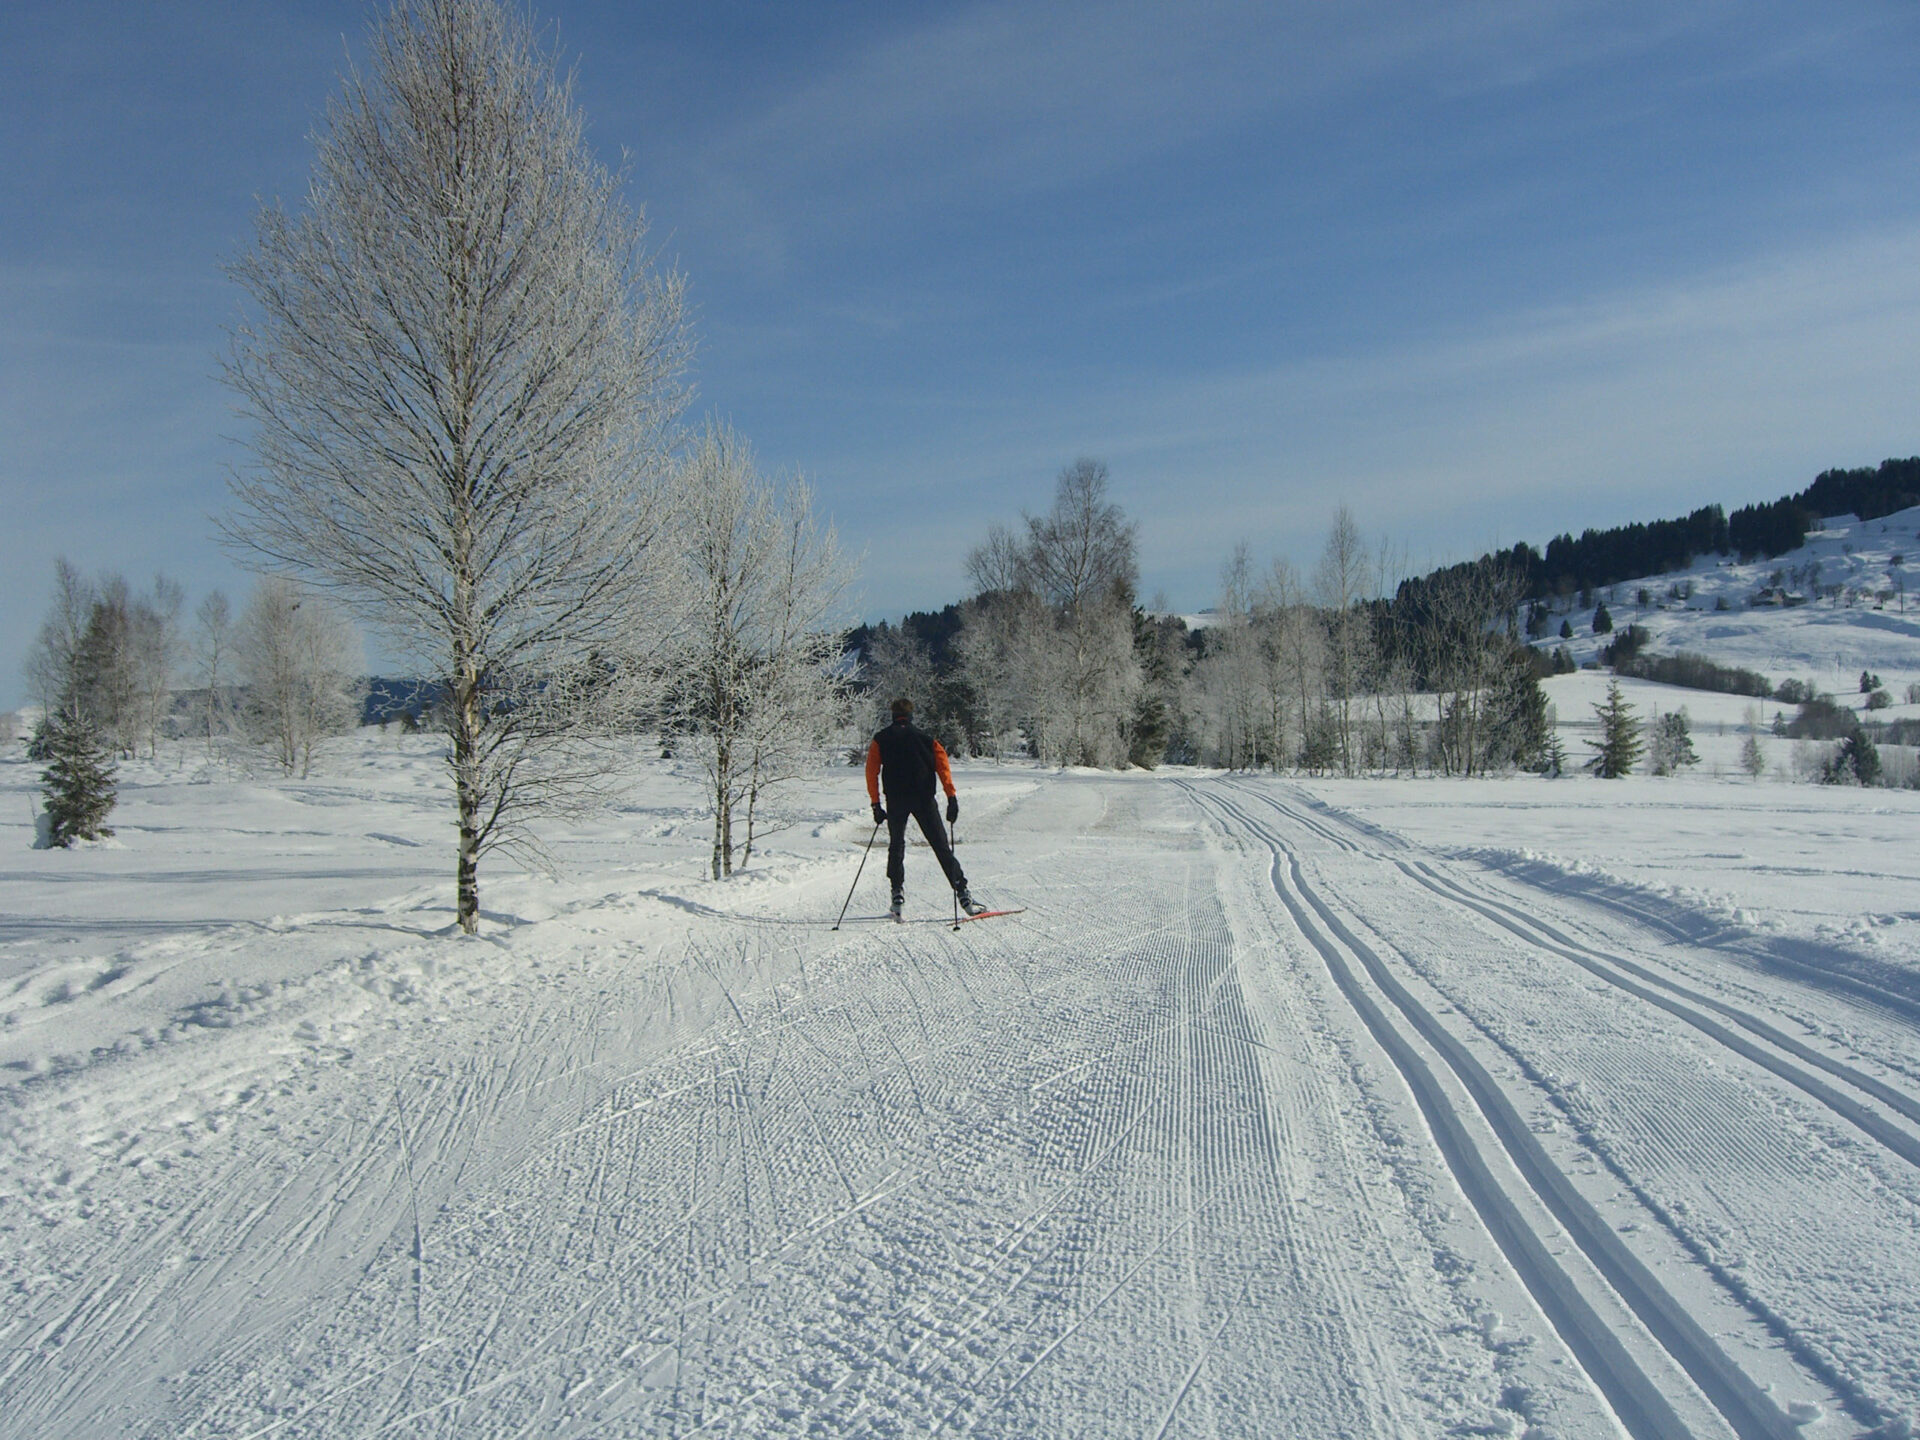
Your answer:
[4,766,1916,1436]
[1188,777,1920,1438]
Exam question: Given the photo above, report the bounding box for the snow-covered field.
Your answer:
[4,734,1918,1437]
[1542,507,1920,696]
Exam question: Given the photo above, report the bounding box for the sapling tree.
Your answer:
[25,559,93,721]
[235,578,364,777]
[39,706,118,847]
[1586,679,1643,778]
[1739,705,1767,780]
[222,0,690,930]
[131,577,184,758]
[192,590,237,763]
[1316,506,1373,774]
[1648,708,1698,775]
[671,422,852,878]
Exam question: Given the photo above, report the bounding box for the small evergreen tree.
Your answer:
[1824,729,1881,786]
[1591,600,1613,635]
[1487,644,1549,770]
[39,706,119,846]
[1299,706,1341,773]
[1585,679,1642,778]
[1648,709,1698,775]
[1558,618,1573,640]
[1739,732,1766,779]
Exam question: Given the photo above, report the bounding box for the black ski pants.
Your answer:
[885,794,967,895]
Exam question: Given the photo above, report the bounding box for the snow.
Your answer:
[4,728,1919,1436]
[1539,506,1920,697]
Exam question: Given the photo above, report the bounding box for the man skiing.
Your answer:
[866,697,986,919]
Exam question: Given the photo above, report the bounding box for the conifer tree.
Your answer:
[1826,729,1881,786]
[1543,726,1568,778]
[39,706,119,847]
[1648,709,1698,775]
[1585,679,1643,778]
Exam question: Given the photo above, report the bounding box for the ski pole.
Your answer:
[832,821,882,930]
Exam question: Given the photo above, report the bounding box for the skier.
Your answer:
[866,697,986,920]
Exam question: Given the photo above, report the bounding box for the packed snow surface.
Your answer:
[3,734,1918,1437]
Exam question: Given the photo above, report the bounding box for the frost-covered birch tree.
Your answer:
[672,422,851,879]
[192,590,237,764]
[958,460,1140,767]
[222,0,689,931]
[1192,545,1266,768]
[131,577,184,759]
[1316,506,1372,775]
[25,559,95,722]
[236,578,364,778]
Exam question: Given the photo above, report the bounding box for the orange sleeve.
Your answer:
[865,739,881,804]
[932,740,956,797]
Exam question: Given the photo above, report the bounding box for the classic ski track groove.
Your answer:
[1213,777,1920,1435]
[1180,779,1808,1440]
[1395,857,1920,1163]
[1239,775,1920,1406]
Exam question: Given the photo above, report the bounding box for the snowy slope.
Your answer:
[4,734,1919,1436]
[1539,504,1920,700]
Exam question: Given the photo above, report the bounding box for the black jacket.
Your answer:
[867,718,954,804]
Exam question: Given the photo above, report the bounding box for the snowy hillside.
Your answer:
[1539,504,1920,698]
[4,733,1919,1436]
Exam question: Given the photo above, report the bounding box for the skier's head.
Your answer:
[889,696,913,722]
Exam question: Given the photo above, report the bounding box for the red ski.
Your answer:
[954,907,1026,924]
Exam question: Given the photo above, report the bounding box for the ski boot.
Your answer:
[889,886,905,922]
[957,888,988,917]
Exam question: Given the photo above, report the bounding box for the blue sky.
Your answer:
[5,1,1920,704]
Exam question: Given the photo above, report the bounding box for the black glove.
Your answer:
[871,801,887,825]
[945,795,959,824]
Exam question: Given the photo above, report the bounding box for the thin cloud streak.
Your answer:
[848,224,1920,613]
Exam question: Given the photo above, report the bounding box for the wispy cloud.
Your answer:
[659,0,1869,275]
[844,222,1920,612]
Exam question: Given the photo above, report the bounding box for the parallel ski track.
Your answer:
[1226,780,1920,1171]
[1448,841,1920,1031]
[1396,857,1920,1168]
[1180,779,1804,1440]
[1223,782,1920,1429]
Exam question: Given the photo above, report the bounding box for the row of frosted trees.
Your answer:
[27,563,363,779]
[867,460,1549,778]
[23,0,853,920]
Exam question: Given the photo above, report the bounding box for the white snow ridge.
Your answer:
[3,735,1918,1437]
